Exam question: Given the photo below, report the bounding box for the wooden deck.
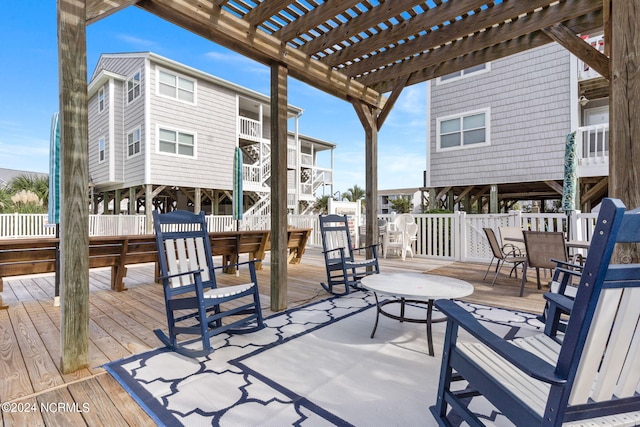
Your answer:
[0,248,547,426]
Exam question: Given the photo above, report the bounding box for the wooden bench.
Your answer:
[0,228,311,293]
[264,228,312,264]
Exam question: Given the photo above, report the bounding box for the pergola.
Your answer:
[57,0,638,372]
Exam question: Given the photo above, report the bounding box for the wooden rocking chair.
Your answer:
[431,198,640,426]
[319,214,380,295]
[153,210,264,357]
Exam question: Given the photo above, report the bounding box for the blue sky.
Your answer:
[0,2,427,193]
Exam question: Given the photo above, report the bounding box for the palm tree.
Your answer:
[342,184,365,202]
[313,195,330,214]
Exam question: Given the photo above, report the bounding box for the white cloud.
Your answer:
[116,34,159,49]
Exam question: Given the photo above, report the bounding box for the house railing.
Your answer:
[0,211,598,263]
[575,123,609,177]
[238,116,261,142]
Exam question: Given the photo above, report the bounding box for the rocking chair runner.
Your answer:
[431,198,640,426]
[153,210,264,357]
[319,214,380,295]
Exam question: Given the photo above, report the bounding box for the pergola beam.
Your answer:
[361,0,602,88]
[86,0,139,24]
[135,0,384,109]
[542,23,610,80]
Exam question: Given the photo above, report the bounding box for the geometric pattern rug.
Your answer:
[104,291,544,426]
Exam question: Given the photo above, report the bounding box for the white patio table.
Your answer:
[360,272,474,356]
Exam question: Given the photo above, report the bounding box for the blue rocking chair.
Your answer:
[431,198,640,426]
[319,214,380,295]
[153,210,264,357]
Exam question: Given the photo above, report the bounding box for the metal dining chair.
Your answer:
[520,231,568,297]
[483,228,526,286]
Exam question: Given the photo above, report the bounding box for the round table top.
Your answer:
[360,272,474,300]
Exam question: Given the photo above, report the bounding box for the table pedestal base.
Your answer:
[370,292,447,356]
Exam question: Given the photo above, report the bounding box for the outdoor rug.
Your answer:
[104,292,544,426]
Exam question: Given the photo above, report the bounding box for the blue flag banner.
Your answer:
[48,113,61,224]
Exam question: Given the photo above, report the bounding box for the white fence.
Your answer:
[0,211,598,263]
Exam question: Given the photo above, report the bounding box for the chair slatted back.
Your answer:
[319,214,355,262]
[153,210,215,290]
[555,200,640,408]
[570,286,640,404]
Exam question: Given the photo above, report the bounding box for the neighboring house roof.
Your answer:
[295,133,335,151]
[89,51,303,116]
[0,168,48,189]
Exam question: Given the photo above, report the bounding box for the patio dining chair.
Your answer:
[498,226,527,255]
[384,213,417,260]
[153,210,264,357]
[319,213,380,295]
[431,198,640,426]
[520,230,568,296]
[483,227,526,286]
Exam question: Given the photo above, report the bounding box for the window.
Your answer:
[438,64,489,83]
[127,71,141,103]
[158,69,195,103]
[98,137,105,162]
[127,128,141,157]
[437,109,489,151]
[98,86,105,112]
[158,128,195,157]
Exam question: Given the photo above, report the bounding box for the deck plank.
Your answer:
[9,303,64,393]
[0,307,35,402]
[1,397,45,427]
[95,373,154,425]
[66,377,129,427]
[36,387,87,427]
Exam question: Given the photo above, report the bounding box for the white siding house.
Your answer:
[87,52,334,217]
[427,36,608,213]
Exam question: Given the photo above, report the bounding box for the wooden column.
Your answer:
[610,1,640,207]
[489,185,499,213]
[145,184,153,233]
[352,101,379,252]
[270,63,288,311]
[194,187,201,213]
[58,0,89,373]
[129,186,136,214]
[610,0,640,262]
[114,189,121,214]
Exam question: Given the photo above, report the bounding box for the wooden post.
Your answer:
[145,184,153,233]
[351,100,379,253]
[610,0,640,262]
[489,185,499,213]
[194,187,201,213]
[58,0,89,373]
[270,63,288,311]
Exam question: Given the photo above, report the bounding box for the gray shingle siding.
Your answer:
[429,43,571,187]
[148,61,238,189]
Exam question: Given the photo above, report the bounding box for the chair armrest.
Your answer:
[550,259,584,271]
[543,292,574,313]
[158,268,203,281]
[435,300,566,386]
[212,258,261,271]
[501,243,522,257]
[322,247,345,256]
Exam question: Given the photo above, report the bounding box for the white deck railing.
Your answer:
[0,211,598,263]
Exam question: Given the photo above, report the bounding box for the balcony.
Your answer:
[238,116,262,142]
[576,123,608,178]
